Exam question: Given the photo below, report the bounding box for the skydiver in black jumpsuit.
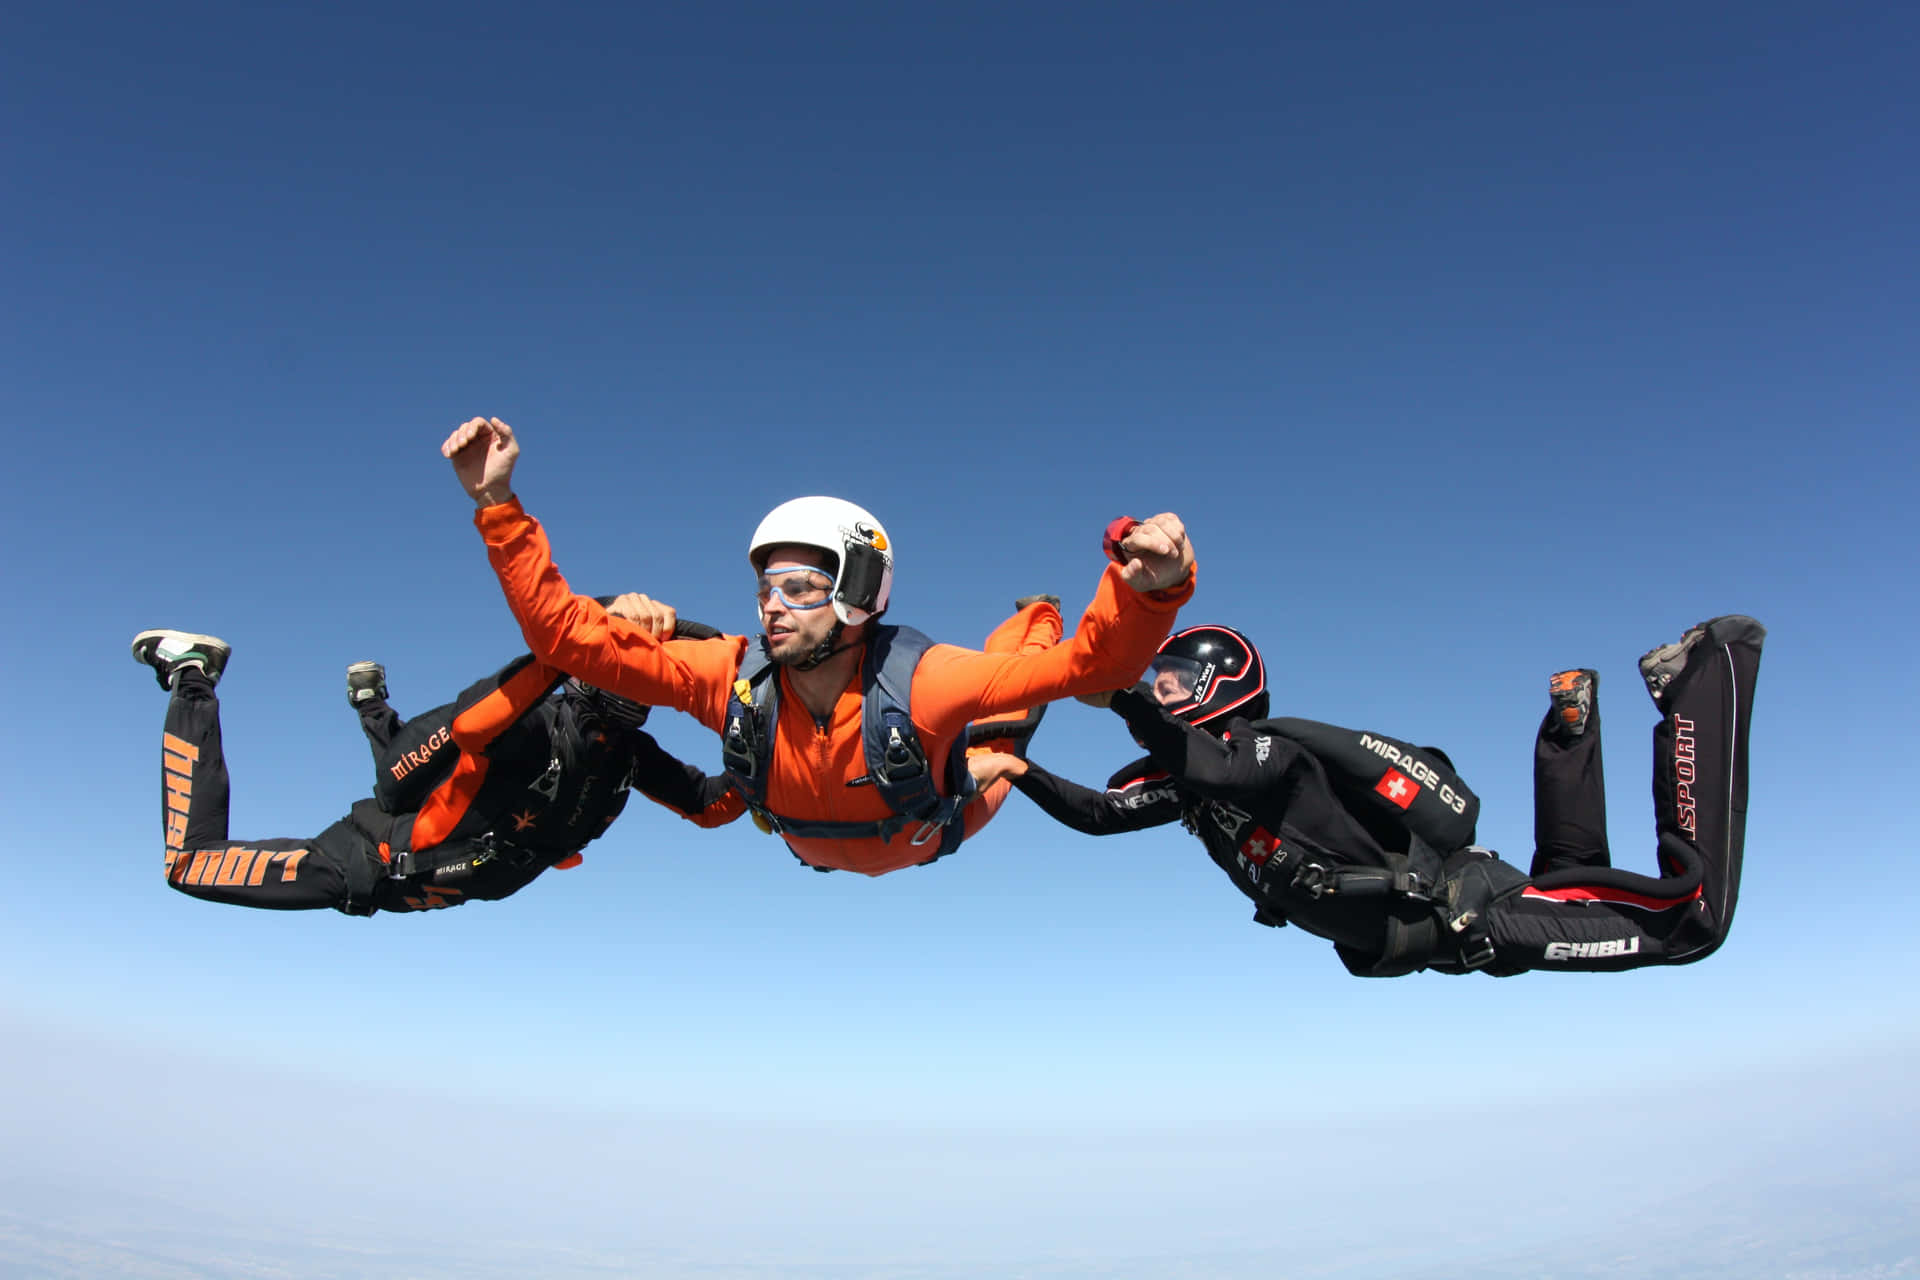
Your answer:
[973,617,1764,976]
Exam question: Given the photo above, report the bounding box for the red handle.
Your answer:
[1103,516,1141,565]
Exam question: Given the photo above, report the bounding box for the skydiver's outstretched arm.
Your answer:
[628,731,745,828]
[1003,753,1184,836]
[975,744,1183,837]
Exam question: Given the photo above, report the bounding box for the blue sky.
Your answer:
[4,2,1917,1274]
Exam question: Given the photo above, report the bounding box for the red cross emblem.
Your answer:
[1375,769,1417,809]
[1239,826,1282,867]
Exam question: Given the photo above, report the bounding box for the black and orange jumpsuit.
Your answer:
[156,656,741,916]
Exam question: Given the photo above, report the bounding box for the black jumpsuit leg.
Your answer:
[159,670,383,912]
[1651,615,1765,961]
[1481,617,1766,973]
[356,697,404,758]
[1530,681,1610,876]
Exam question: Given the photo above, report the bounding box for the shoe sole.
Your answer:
[346,662,387,702]
[1547,669,1596,737]
[1639,628,1704,702]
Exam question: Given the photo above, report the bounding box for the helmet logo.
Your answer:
[1190,661,1217,702]
[853,521,888,551]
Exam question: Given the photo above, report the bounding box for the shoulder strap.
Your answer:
[861,627,934,823]
[720,638,780,829]
[860,625,976,862]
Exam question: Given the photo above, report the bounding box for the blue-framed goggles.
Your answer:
[755,563,837,611]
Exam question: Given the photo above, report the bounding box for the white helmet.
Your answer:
[748,496,894,627]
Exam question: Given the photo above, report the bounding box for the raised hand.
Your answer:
[442,416,520,508]
[1114,513,1195,594]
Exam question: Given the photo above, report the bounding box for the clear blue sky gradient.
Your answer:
[4,2,1916,1273]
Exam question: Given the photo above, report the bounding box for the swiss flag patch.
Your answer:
[1239,826,1282,866]
[1375,768,1418,809]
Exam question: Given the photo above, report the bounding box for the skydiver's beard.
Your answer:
[767,620,862,670]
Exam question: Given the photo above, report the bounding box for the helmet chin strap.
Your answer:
[794,621,845,670]
[765,622,850,671]
[782,613,879,671]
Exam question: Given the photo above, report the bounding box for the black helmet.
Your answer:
[566,678,651,733]
[1146,625,1267,729]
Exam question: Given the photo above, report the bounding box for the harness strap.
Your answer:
[1438,846,1529,970]
[1286,838,1521,975]
[719,626,975,866]
[386,831,562,881]
[721,644,775,782]
[1283,832,1444,903]
[749,794,970,845]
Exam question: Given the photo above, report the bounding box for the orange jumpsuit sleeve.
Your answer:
[474,500,744,733]
[644,788,749,829]
[909,561,1195,744]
